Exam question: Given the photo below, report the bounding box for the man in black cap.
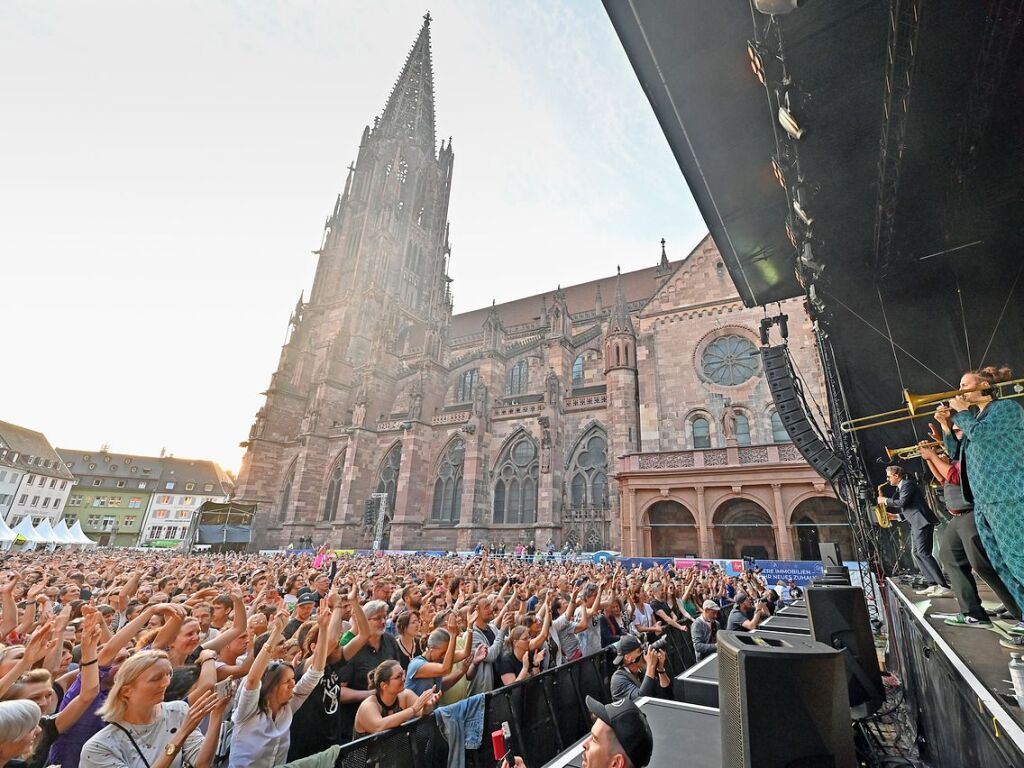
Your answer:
[284,592,317,639]
[725,592,769,633]
[583,695,655,768]
[609,635,671,703]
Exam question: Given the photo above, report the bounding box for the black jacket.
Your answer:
[884,477,938,529]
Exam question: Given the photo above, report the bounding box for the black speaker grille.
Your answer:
[760,346,845,480]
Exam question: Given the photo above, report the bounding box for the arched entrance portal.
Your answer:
[790,498,856,562]
[645,501,698,558]
[712,499,777,560]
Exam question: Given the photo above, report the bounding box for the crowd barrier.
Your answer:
[332,628,695,768]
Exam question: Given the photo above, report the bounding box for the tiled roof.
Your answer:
[449,236,712,341]
[0,420,75,480]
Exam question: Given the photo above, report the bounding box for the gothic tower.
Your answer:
[234,15,454,549]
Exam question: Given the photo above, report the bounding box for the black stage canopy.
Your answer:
[606,0,1024,477]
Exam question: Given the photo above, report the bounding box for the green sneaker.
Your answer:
[944,613,991,628]
[1009,621,1024,635]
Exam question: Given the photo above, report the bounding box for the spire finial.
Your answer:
[424,10,431,25]
[616,264,621,276]
[661,237,666,255]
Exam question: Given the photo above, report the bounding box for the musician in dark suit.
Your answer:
[880,465,950,596]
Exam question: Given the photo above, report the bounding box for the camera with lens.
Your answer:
[648,635,670,652]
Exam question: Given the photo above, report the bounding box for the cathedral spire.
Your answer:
[377,14,436,153]
[607,266,634,336]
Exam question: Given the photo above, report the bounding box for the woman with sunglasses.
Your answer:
[229,601,340,768]
[352,660,440,739]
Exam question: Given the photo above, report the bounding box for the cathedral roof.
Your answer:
[450,258,681,341]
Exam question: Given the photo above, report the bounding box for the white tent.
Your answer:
[68,520,97,547]
[52,519,75,546]
[34,518,59,551]
[11,517,44,550]
[0,516,15,550]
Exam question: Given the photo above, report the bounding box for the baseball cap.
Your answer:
[296,593,317,606]
[586,695,654,768]
[733,591,749,604]
[613,635,643,666]
[701,599,720,611]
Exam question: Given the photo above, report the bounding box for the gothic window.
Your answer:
[455,369,479,402]
[567,429,609,509]
[493,434,539,524]
[508,361,528,396]
[700,334,759,386]
[572,355,585,387]
[431,439,465,524]
[771,411,791,443]
[691,417,711,449]
[734,413,751,446]
[278,460,297,522]
[374,444,403,516]
[322,452,345,522]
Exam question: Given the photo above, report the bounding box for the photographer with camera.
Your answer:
[608,636,671,703]
[725,592,770,632]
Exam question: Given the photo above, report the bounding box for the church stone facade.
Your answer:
[234,18,850,559]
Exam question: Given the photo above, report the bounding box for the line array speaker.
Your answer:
[760,345,845,480]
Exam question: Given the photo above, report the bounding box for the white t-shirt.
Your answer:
[80,701,204,768]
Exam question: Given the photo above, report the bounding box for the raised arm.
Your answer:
[0,574,18,638]
[412,613,460,678]
[98,604,158,666]
[0,622,55,699]
[245,611,287,690]
[55,619,102,733]
[151,603,187,650]
[201,587,246,653]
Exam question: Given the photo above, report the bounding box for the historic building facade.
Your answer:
[234,17,851,558]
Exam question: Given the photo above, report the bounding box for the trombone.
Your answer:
[884,441,944,461]
[840,377,1024,433]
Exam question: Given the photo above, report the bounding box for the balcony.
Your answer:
[620,442,803,472]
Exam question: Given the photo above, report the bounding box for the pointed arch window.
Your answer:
[734,413,751,446]
[432,439,465,524]
[322,452,345,522]
[567,428,609,509]
[691,417,711,449]
[508,361,528,396]
[456,369,479,402]
[771,411,791,443]
[278,460,297,522]
[572,355,585,387]
[493,434,539,524]
[374,444,403,515]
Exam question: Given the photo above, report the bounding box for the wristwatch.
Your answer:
[165,743,180,757]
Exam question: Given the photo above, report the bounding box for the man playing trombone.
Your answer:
[879,465,950,597]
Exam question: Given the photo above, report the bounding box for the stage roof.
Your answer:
[606,0,1024,468]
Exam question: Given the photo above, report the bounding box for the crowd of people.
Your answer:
[0,545,781,768]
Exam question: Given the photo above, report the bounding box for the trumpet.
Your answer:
[874,483,891,528]
[840,377,1024,433]
[885,441,944,461]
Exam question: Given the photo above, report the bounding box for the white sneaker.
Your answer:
[914,586,935,595]
[929,586,953,598]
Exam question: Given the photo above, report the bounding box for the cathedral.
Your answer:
[234,17,851,559]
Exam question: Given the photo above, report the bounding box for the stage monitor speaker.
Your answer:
[819,543,842,568]
[760,346,845,480]
[717,630,856,768]
[807,585,884,718]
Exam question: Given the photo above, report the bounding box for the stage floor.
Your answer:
[889,579,1024,732]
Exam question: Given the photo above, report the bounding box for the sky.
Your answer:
[0,1,706,473]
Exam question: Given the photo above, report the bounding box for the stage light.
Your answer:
[771,156,786,189]
[798,241,825,279]
[793,199,813,227]
[778,105,804,139]
[747,41,766,85]
[755,0,809,14]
